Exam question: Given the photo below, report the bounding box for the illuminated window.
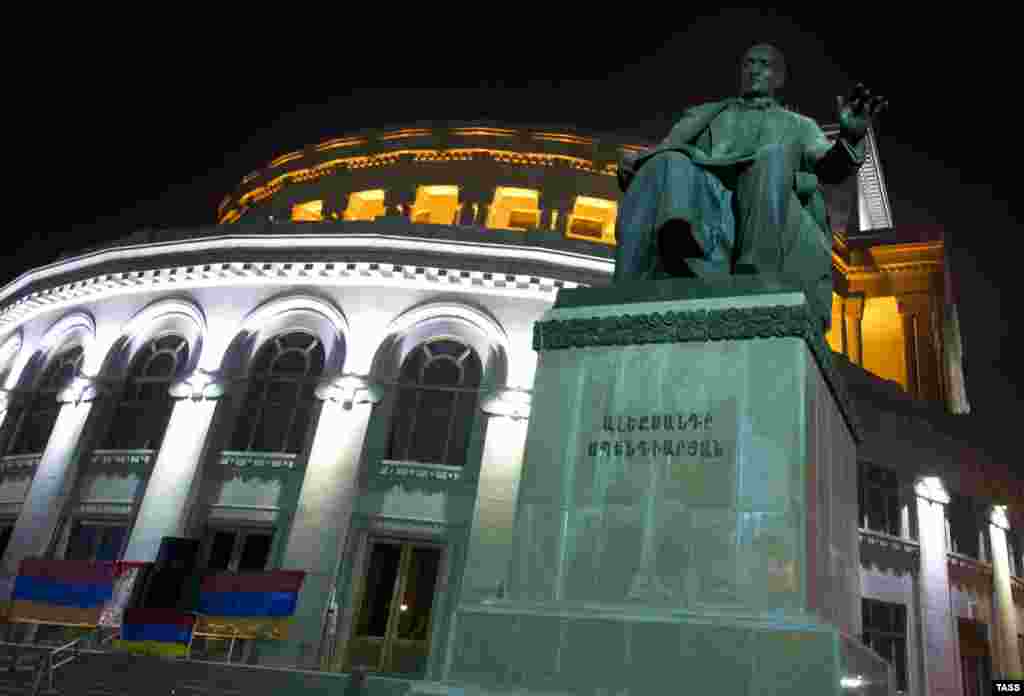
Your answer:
[388,339,482,467]
[291,200,324,222]
[410,185,459,225]
[861,599,908,693]
[566,196,618,245]
[230,332,325,454]
[343,190,386,222]
[103,335,189,450]
[486,187,540,230]
[3,345,83,456]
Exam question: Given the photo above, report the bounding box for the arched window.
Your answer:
[388,339,482,467]
[102,334,190,450]
[229,332,325,454]
[3,345,84,456]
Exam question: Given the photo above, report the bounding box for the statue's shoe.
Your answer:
[733,259,761,274]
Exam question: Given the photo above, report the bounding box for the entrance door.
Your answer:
[959,618,992,696]
[345,539,442,677]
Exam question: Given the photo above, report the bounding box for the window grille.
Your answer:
[103,334,190,450]
[3,345,83,455]
[229,332,325,454]
[388,339,482,467]
[862,598,908,693]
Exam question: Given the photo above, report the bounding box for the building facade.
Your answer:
[0,121,1014,695]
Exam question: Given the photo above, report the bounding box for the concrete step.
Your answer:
[43,651,417,696]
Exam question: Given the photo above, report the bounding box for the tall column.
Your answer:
[915,476,965,696]
[898,294,941,402]
[843,294,865,366]
[0,385,96,599]
[121,372,223,562]
[990,506,1022,679]
[259,375,382,669]
[457,388,531,604]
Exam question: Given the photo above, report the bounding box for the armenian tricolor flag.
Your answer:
[195,570,305,640]
[115,608,195,657]
[9,559,117,626]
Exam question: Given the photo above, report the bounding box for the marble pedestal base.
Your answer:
[423,278,892,696]
[412,602,891,695]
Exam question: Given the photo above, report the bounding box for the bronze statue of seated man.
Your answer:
[613,44,887,330]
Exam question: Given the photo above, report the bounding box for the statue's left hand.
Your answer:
[837,83,888,142]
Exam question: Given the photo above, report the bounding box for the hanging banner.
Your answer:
[195,570,306,641]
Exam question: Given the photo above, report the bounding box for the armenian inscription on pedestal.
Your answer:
[587,411,725,460]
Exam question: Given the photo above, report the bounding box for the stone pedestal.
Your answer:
[418,277,893,695]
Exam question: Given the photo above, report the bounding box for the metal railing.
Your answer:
[29,624,119,696]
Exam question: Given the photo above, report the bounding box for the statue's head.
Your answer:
[740,44,786,99]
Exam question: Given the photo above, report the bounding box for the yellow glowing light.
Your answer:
[451,128,517,137]
[860,296,907,389]
[291,200,324,222]
[410,185,460,225]
[315,137,367,152]
[487,187,540,231]
[825,293,844,353]
[343,190,386,221]
[269,151,303,168]
[399,604,408,612]
[532,133,595,146]
[380,129,432,141]
[566,196,618,245]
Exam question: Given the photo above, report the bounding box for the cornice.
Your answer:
[534,301,862,443]
[219,122,890,236]
[0,234,613,335]
[831,239,945,296]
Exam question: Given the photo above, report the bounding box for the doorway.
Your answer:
[959,618,992,696]
[344,539,443,677]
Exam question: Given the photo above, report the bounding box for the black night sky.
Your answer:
[5,10,1019,465]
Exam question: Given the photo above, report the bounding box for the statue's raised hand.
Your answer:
[837,83,887,142]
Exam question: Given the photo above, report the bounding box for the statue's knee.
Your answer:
[649,150,696,171]
[754,142,799,166]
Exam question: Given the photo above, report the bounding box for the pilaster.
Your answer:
[121,371,224,562]
[842,294,865,366]
[457,186,494,227]
[990,506,1022,679]
[540,190,574,236]
[384,186,417,219]
[898,294,941,402]
[0,381,96,599]
[915,477,965,696]
[258,374,382,669]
